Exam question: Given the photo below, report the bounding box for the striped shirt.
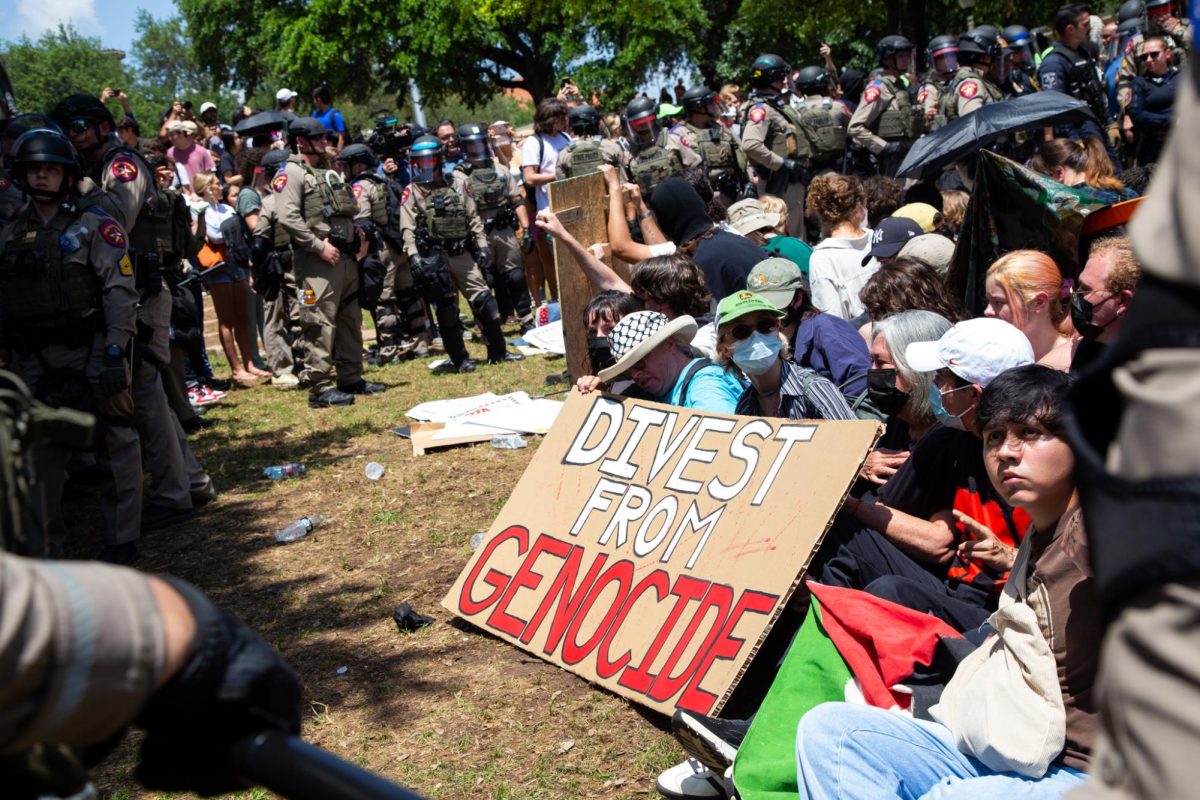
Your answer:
[735,359,856,420]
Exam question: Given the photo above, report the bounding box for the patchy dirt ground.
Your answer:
[79,320,686,800]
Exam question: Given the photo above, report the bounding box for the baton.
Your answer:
[229,730,425,800]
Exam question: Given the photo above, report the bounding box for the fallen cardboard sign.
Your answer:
[443,392,880,716]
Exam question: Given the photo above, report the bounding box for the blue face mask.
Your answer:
[928,382,971,431]
[732,332,782,376]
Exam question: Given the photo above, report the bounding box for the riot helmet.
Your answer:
[926,35,960,75]
[794,66,834,96]
[1118,0,1147,34]
[567,104,601,135]
[455,122,494,166]
[681,85,722,118]
[50,94,115,158]
[2,113,63,166]
[876,35,916,70]
[287,117,328,149]
[10,128,80,201]
[336,142,379,175]
[958,27,1002,61]
[408,135,444,183]
[1146,0,1175,15]
[1001,25,1034,67]
[623,96,660,148]
[749,54,791,88]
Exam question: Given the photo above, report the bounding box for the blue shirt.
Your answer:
[790,312,871,397]
[665,358,746,414]
[312,107,346,133]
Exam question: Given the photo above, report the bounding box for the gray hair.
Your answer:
[872,310,952,427]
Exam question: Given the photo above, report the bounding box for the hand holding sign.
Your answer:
[953,509,1016,572]
[859,450,909,485]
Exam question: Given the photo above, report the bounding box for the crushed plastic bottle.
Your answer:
[364,461,385,480]
[274,514,326,543]
[470,532,485,551]
[490,434,527,449]
[263,463,306,480]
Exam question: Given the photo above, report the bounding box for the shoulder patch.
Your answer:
[119,253,133,276]
[1039,71,1061,89]
[110,156,139,183]
[916,88,928,104]
[748,104,767,123]
[863,85,881,104]
[352,183,364,200]
[271,173,288,193]
[959,81,979,99]
[99,218,127,249]
[400,186,411,206]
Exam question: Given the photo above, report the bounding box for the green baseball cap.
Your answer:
[716,290,786,327]
[746,257,810,309]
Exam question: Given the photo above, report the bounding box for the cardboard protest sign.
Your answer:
[443,392,880,716]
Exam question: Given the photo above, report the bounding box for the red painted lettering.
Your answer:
[561,559,634,666]
[487,533,571,638]
[596,569,670,679]
[678,589,778,714]
[618,574,709,695]
[457,525,528,616]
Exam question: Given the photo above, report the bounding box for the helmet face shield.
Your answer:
[410,153,440,182]
[1007,43,1032,67]
[461,138,491,163]
[990,50,1011,84]
[932,48,959,73]
[624,113,659,144]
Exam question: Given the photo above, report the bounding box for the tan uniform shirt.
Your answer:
[918,80,944,122]
[397,172,488,260]
[740,95,794,172]
[847,75,908,155]
[670,121,747,176]
[274,156,354,257]
[953,69,1001,117]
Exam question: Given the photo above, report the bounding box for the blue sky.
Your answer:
[1,0,178,57]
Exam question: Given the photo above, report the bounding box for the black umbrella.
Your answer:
[233,110,297,137]
[896,92,1096,180]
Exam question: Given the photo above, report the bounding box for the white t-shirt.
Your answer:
[520,132,571,211]
[203,202,237,242]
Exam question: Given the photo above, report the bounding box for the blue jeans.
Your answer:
[795,703,1085,800]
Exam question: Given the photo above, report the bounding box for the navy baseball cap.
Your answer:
[863,216,924,265]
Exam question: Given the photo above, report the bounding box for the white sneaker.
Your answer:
[271,373,300,388]
[655,758,728,799]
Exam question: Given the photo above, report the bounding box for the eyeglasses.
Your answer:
[1141,50,1166,61]
[66,119,91,134]
[725,317,779,342]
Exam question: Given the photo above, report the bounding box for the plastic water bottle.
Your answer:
[264,463,306,480]
[364,461,385,480]
[491,434,527,449]
[275,514,325,543]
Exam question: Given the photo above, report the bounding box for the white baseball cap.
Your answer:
[905,318,1035,387]
[199,101,217,114]
[276,88,297,102]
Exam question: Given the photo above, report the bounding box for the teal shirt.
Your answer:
[762,236,814,277]
[665,358,746,414]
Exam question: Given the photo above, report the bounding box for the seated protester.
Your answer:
[598,163,677,263]
[897,232,956,276]
[580,311,745,413]
[647,177,766,305]
[746,258,871,400]
[754,194,815,270]
[796,365,1098,799]
[581,289,642,381]
[536,209,718,356]
[857,256,967,343]
[1069,234,1142,373]
[806,174,876,321]
[860,310,953,485]
[716,291,856,420]
[985,249,1077,371]
[813,318,1036,631]
[1028,137,1139,204]
[861,216,923,270]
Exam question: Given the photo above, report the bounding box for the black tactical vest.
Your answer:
[0,209,102,330]
[420,185,469,241]
[629,131,686,197]
[466,167,509,215]
[562,138,606,177]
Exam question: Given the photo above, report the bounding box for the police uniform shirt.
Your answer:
[917,80,943,120]
[555,137,627,179]
[1038,42,1109,119]
[0,204,139,350]
[669,122,743,175]
[351,174,390,225]
[462,167,521,222]
[662,125,705,171]
[273,156,354,256]
[953,68,1002,117]
[76,141,153,231]
[847,75,908,155]
[740,95,793,171]
[397,171,489,260]
[801,94,852,152]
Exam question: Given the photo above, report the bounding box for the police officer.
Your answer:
[0,114,59,225]
[920,36,960,128]
[51,94,215,532]
[0,129,142,562]
[1038,3,1117,161]
[338,143,429,363]
[275,117,385,407]
[456,123,535,333]
[250,148,305,384]
[741,53,809,237]
[1001,25,1041,96]
[791,67,850,177]
[672,85,748,207]
[399,135,521,372]
[556,104,627,179]
[939,28,1007,123]
[622,96,692,199]
[848,35,925,176]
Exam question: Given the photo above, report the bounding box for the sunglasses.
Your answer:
[725,317,779,342]
[1141,50,1165,61]
[66,119,91,134]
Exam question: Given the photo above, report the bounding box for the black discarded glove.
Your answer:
[135,578,301,797]
[882,141,910,159]
[99,355,128,397]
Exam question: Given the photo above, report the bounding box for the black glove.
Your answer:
[135,578,301,797]
[475,247,495,274]
[781,158,807,180]
[520,233,536,254]
[882,141,910,159]
[99,354,128,397]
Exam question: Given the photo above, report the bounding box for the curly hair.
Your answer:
[758,194,788,234]
[939,190,969,238]
[862,176,903,228]
[807,174,866,230]
[859,257,967,323]
[1089,235,1142,294]
[629,254,712,319]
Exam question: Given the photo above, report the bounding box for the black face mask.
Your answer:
[867,368,911,416]
[1071,292,1116,341]
[587,337,614,372]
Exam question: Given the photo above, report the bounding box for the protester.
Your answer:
[714,291,855,420]
[797,365,1098,799]
[858,257,967,340]
[898,233,956,275]
[522,98,571,303]
[862,175,903,228]
[310,86,346,151]
[861,216,923,269]
[167,120,215,183]
[1069,233,1143,372]
[938,189,969,239]
[579,311,745,413]
[1028,137,1138,203]
[814,318,1036,630]
[597,164,676,263]
[806,174,877,321]
[985,250,1077,370]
